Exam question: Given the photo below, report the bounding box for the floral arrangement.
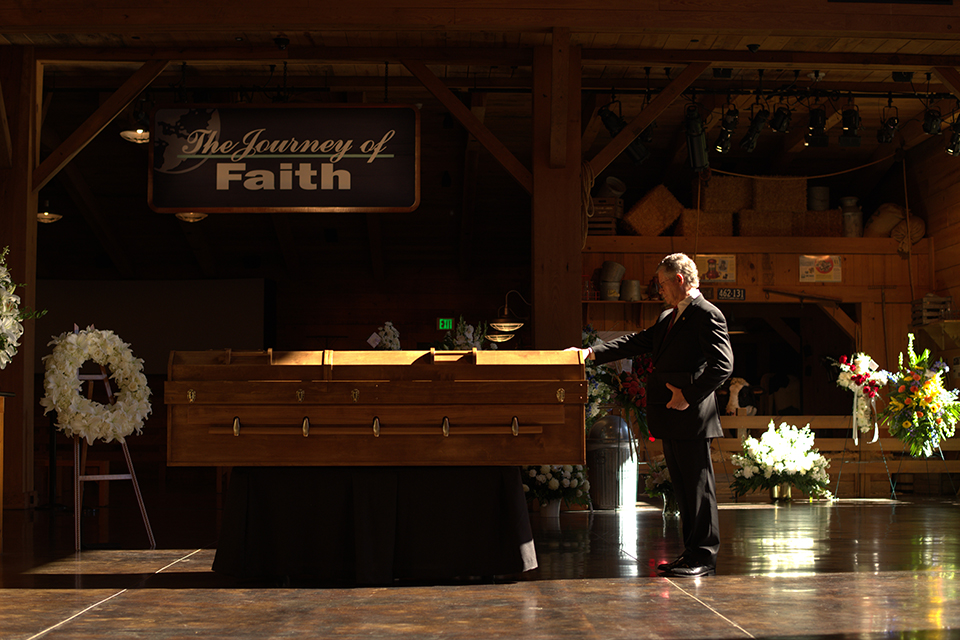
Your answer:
[833,352,887,444]
[0,246,46,370]
[582,325,652,439]
[442,316,497,350]
[730,421,833,499]
[40,327,152,444]
[373,321,401,350]
[582,325,616,430]
[521,464,591,507]
[879,333,960,458]
[644,457,673,499]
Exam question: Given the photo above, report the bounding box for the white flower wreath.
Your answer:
[40,327,152,444]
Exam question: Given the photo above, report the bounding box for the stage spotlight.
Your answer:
[769,106,792,133]
[923,109,943,135]
[838,106,861,147]
[598,104,650,163]
[946,121,960,156]
[685,105,709,172]
[713,107,739,154]
[739,108,769,152]
[804,107,829,148]
[877,116,899,144]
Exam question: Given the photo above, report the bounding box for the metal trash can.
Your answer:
[586,415,638,509]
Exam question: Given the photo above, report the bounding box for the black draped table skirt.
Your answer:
[212,466,538,585]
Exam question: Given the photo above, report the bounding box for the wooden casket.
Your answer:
[166,348,586,466]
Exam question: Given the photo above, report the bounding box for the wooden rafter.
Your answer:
[550,28,570,168]
[33,59,168,192]
[0,77,11,168]
[589,62,710,178]
[402,59,533,194]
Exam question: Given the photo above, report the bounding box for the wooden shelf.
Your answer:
[584,235,929,255]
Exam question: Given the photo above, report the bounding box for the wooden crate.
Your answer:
[592,197,623,218]
[588,215,618,236]
[166,348,586,467]
[912,294,952,325]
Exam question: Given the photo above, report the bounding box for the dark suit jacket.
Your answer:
[592,294,734,440]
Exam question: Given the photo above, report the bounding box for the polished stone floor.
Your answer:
[2,474,960,639]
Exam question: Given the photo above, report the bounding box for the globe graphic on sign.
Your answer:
[153,108,221,174]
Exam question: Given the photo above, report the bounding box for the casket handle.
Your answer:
[233,416,241,436]
[297,389,305,402]
[187,389,196,403]
[511,416,519,436]
[442,416,450,437]
[557,388,566,402]
[302,416,310,437]
[372,416,380,437]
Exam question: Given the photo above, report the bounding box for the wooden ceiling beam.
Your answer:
[550,28,571,169]
[33,59,168,192]
[35,45,960,74]
[0,77,12,168]
[5,1,960,35]
[589,62,710,178]
[932,67,960,102]
[40,127,135,278]
[402,59,533,194]
[582,49,960,71]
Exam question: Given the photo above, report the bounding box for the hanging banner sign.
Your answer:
[148,104,420,213]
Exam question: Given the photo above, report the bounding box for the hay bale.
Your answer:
[753,177,807,214]
[696,175,752,212]
[738,209,793,236]
[677,209,733,237]
[797,210,843,237]
[622,185,682,236]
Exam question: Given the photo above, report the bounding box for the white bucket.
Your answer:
[598,176,627,199]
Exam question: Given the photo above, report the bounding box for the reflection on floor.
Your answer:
[2,482,960,639]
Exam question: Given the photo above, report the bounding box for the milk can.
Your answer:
[840,196,863,237]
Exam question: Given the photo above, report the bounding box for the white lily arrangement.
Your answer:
[40,327,152,444]
[730,421,833,499]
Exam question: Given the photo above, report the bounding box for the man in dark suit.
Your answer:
[580,253,733,577]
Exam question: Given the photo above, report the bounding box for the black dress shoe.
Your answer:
[663,559,715,577]
[657,556,686,572]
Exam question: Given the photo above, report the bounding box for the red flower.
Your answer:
[839,355,848,365]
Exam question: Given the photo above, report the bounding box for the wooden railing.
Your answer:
[639,415,959,501]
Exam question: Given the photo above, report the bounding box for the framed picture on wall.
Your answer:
[800,255,842,282]
[695,255,736,284]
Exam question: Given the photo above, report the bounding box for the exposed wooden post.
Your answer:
[0,46,40,510]
[532,44,582,349]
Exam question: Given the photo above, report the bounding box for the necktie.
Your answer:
[667,307,678,331]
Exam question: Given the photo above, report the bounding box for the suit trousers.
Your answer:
[661,437,720,566]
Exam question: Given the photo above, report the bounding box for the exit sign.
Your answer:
[437,318,454,331]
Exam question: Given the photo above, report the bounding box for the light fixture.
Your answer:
[175,212,208,223]
[713,105,738,154]
[684,105,709,171]
[36,200,61,223]
[838,104,861,147]
[484,332,515,343]
[804,107,829,147]
[739,106,769,152]
[488,289,530,335]
[119,127,150,144]
[598,102,650,164]
[769,105,792,133]
[877,100,899,144]
[946,121,960,156]
[923,108,943,135]
[120,97,151,144]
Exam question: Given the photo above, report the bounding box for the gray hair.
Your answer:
[658,253,699,289]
